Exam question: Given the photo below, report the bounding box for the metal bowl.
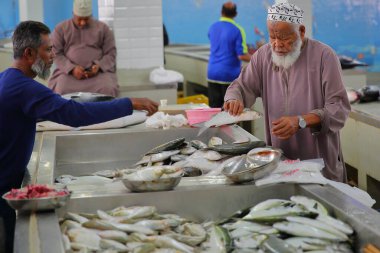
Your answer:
[2,191,71,212]
[121,176,183,193]
[222,148,281,184]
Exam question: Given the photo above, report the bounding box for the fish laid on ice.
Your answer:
[197,109,262,136]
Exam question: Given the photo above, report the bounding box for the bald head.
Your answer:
[222,1,237,18]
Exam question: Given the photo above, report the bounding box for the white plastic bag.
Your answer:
[145,112,187,129]
[326,179,376,207]
[149,67,184,85]
[255,159,328,186]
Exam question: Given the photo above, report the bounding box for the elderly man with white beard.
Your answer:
[224,2,350,182]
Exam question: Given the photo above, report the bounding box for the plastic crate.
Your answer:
[177,94,209,105]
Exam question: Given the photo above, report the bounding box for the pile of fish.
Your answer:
[127,137,266,177]
[60,195,355,252]
[54,137,267,185]
[221,196,354,253]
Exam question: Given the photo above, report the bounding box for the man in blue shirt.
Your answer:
[207,1,251,108]
[0,21,158,252]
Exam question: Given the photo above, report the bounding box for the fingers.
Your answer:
[224,100,244,116]
[130,98,159,116]
[272,116,298,139]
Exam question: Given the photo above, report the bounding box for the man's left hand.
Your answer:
[271,116,299,140]
[84,64,100,78]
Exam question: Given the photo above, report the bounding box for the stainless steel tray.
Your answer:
[15,183,380,253]
[36,126,258,185]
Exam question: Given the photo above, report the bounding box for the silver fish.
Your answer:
[197,109,262,136]
[145,138,186,155]
[209,141,266,155]
[135,150,180,166]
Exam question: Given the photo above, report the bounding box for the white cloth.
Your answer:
[37,111,147,131]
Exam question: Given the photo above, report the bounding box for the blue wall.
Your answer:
[163,0,271,46]
[44,0,98,31]
[0,0,98,37]
[0,0,19,39]
[163,0,380,72]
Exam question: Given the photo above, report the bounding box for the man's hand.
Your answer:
[223,99,244,116]
[84,64,100,79]
[72,66,86,80]
[272,116,299,140]
[130,97,159,116]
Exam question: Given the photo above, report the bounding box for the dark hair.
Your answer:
[222,3,237,18]
[12,21,50,59]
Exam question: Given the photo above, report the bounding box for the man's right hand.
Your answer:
[223,99,244,116]
[130,98,159,116]
[72,66,86,80]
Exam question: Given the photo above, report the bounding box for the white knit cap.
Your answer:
[267,2,304,24]
[73,0,92,17]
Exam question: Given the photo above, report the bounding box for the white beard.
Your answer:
[271,37,302,69]
[31,57,51,80]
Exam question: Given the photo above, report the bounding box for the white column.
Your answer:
[275,0,313,38]
[19,0,44,22]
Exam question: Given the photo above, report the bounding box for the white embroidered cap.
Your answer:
[73,0,92,17]
[267,2,304,24]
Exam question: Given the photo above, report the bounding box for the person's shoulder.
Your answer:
[0,68,42,90]
[92,19,110,29]
[54,19,72,32]
[308,38,337,55]
[256,43,271,56]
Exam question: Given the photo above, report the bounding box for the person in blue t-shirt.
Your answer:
[0,21,158,253]
[207,1,251,108]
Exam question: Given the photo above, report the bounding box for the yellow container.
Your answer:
[177,94,209,105]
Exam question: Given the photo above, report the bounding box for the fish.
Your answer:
[190,140,208,149]
[273,221,347,241]
[286,216,349,241]
[123,166,182,181]
[145,138,186,155]
[134,150,180,166]
[290,195,328,215]
[316,214,353,235]
[55,175,113,185]
[209,141,266,155]
[234,234,268,250]
[197,109,262,136]
[285,237,333,251]
[99,238,129,251]
[262,235,298,253]
[201,225,232,253]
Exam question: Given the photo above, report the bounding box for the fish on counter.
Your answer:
[59,195,357,252]
[196,109,262,136]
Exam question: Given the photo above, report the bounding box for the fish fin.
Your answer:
[197,126,209,137]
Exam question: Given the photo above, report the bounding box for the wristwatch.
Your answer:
[298,116,307,129]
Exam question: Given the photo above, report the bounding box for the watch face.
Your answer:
[299,116,307,128]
